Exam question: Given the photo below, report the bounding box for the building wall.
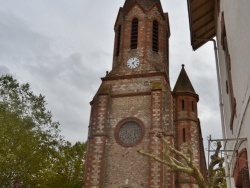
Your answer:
[84,74,174,188]
[104,95,151,187]
[216,0,250,186]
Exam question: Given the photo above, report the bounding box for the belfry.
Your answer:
[83,0,205,187]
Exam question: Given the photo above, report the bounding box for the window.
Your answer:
[118,121,142,145]
[152,20,159,52]
[226,80,229,94]
[130,18,138,49]
[221,12,236,130]
[192,101,194,112]
[116,25,121,56]
[183,128,186,142]
[182,100,185,111]
[114,118,145,147]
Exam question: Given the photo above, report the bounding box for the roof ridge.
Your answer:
[123,0,162,13]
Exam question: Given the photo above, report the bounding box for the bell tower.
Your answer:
[83,1,205,188]
[111,0,170,76]
[83,0,172,187]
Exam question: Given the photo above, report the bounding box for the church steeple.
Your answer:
[110,0,170,77]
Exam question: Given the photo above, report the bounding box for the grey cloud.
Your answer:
[0,11,51,63]
[0,65,10,75]
[0,0,221,144]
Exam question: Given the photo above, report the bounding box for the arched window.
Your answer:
[130,18,138,49]
[152,20,159,52]
[116,25,121,56]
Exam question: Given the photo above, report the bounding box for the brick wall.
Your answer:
[84,95,109,187]
[173,93,201,188]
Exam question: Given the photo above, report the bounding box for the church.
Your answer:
[83,0,206,187]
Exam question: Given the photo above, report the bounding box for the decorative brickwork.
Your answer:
[83,95,109,187]
[149,90,164,188]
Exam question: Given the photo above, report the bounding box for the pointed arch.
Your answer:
[152,20,159,52]
[130,18,138,49]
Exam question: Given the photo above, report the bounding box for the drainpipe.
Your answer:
[195,37,231,188]
[195,38,226,139]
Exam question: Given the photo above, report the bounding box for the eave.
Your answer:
[187,0,216,50]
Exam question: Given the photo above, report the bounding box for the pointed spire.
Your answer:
[123,0,161,13]
[173,64,196,94]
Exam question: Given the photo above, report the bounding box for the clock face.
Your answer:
[127,57,140,69]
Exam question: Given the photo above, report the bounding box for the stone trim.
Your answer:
[148,90,164,187]
[102,72,169,84]
[111,92,151,98]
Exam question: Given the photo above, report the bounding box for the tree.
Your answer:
[46,141,86,188]
[138,133,226,188]
[0,104,45,187]
[0,75,86,187]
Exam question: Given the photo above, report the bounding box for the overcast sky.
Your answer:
[0,0,222,147]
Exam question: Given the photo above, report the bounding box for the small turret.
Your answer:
[173,65,204,187]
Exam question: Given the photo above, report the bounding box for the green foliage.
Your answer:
[0,75,86,187]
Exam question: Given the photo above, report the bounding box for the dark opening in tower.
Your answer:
[116,25,121,56]
[130,18,138,49]
[152,20,159,52]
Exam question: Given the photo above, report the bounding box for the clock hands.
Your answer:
[127,57,140,69]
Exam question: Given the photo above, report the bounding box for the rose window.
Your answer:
[115,120,144,147]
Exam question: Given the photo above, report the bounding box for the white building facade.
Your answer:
[187,0,250,187]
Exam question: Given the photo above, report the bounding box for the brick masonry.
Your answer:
[83,95,109,188]
[173,93,203,188]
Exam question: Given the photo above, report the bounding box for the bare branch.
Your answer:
[138,134,225,188]
[156,133,191,164]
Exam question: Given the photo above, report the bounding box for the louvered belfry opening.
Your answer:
[130,18,138,49]
[116,25,121,56]
[152,20,159,52]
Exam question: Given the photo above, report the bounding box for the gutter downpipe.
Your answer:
[195,38,231,187]
[195,37,226,140]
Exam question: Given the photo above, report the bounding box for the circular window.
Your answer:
[115,118,145,147]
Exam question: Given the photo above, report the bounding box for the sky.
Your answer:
[0,0,222,147]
